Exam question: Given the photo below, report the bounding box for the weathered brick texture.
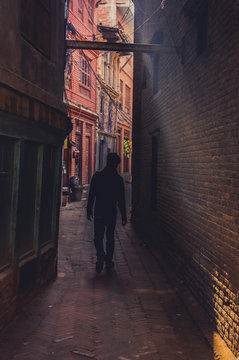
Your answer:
[64,0,98,185]
[133,0,239,355]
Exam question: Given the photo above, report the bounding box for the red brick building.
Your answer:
[133,0,239,356]
[64,0,99,186]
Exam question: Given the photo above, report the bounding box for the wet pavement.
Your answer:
[0,191,214,360]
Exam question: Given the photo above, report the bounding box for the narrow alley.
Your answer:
[0,191,214,360]
[1,1,239,359]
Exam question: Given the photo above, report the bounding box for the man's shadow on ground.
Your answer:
[89,268,131,295]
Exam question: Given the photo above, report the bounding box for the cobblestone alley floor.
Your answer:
[0,193,214,360]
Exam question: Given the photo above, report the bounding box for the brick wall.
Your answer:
[97,1,116,27]
[65,0,98,185]
[133,0,239,355]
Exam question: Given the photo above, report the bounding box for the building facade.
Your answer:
[0,0,68,328]
[95,0,134,176]
[117,1,134,178]
[64,0,98,186]
[95,42,120,170]
[133,0,239,355]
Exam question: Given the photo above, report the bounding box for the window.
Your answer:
[108,101,112,132]
[69,0,73,11]
[79,57,90,87]
[125,85,131,114]
[124,130,130,138]
[0,136,18,268]
[78,0,83,10]
[39,145,59,246]
[88,0,93,19]
[78,0,83,20]
[79,56,91,97]
[119,80,123,110]
[21,0,51,57]
[16,141,39,257]
[99,96,104,130]
[197,7,208,55]
[76,120,80,132]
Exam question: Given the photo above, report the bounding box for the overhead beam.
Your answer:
[66,40,177,54]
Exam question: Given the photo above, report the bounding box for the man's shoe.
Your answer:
[105,261,114,272]
[96,255,105,273]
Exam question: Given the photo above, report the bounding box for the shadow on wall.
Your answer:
[131,217,236,359]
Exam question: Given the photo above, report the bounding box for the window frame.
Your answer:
[21,0,52,58]
[15,141,41,258]
[0,136,20,269]
[79,56,91,97]
[78,0,83,20]
[88,0,93,21]
[69,0,73,11]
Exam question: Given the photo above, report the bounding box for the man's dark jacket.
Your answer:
[87,167,127,221]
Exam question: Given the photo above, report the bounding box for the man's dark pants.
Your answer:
[94,216,116,263]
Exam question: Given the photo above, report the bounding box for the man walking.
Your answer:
[87,153,127,273]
